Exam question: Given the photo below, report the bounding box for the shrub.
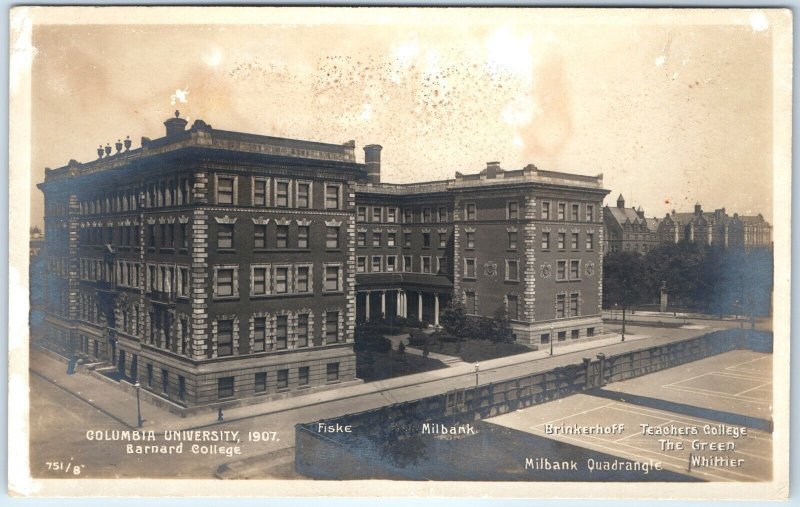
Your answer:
[354,324,392,353]
[407,329,429,347]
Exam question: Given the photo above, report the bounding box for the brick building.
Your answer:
[37,113,609,410]
[656,203,772,251]
[603,194,660,254]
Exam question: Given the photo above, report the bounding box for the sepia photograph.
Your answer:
[7,6,792,499]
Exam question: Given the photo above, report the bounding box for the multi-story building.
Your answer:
[603,194,660,254]
[657,203,772,251]
[37,113,609,410]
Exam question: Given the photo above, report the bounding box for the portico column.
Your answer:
[418,292,423,321]
[381,291,386,318]
[434,293,440,327]
[402,291,407,317]
[394,290,403,317]
[365,291,371,322]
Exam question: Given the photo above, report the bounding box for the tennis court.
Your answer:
[488,350,772,481]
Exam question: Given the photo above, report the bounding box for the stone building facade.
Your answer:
[37,113,609,409]
[603,194,660,254]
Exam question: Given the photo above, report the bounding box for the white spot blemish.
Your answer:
[170,87,190,106]
[750,11,769,32]
[203,48,223,67]
[360,103,373,121]
[485,26,533,81]
[655,55,666,67]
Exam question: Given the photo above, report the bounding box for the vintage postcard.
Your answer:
[8,6,791,499]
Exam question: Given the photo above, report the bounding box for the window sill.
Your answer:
[462,277,477,281]
[213,296,240,301]
[276,387,290,393]
[504,279,520,283]
[326,249,343,253]
[160,248,176,254]
[326,380,341,385]
[217,248,236,254]
[254,390,268,396]
[298,385,311,390]
[322,291,345,296]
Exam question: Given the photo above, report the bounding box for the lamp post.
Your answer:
[550,324,554,356]
[134,380,142,428]
[474,363,480,387]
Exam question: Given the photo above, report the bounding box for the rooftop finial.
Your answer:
[175,110,181,118]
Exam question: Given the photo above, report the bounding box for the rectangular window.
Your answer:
[542,232,550,250]
[556,260,566,281]
[324,266,340,291]
[540,333,550,344]
[387,208,397,223]
[465,231,475,249]
[587,327,595,337]
[570,293,579,317]
[296,266,310,292]
[325,312,339,343]
[326,226,340,249]
[274,369,289,390]
[252,267,268,295]
[387,232,396,247]
[297,183,310,208]
[162,369,169,395]
[508,295,519,320]
[438,206,448,222]
[255,372,267,393]
[148,224,156,248]
[570,260,580,279]
[218,319,233,356]
[253,179,267,206]
[372,232,382,248]
[586,205,594,222]
[465,203,476,221]
[297,226,309,248]
[556,294,566,318]
[508,231,518,250]
[372,207,382,222]
[217,268,234,296]
[464,258,476,278]
[422,233,431,248]
[357,206,367,222]
[439,232,448,248]
[218,224,234,249]
[276,316,288,350]
[325,185,340,209]
[297,314,309,348]
[276,181,289,207]
[357,231,367,247]
[558,331,567,342]
[507,201,519,220]
[558,233,566,250]
[506,260,519,281]
[542,201,550,220]
[422,208,431,223]
[571,232,579,250]
[275,267,289,293]
[254,224,267,249]
[218,377,234,399]
[437,257,448,274]
[357,256,366,273]
[403,232,412,247]
[586,233,594,250]
[422,256,432,273]
[147,364,153,387]
[299,366,310,386]
[253,317,266,352]
[571,203,579,221]
[326,363,340,382]
[217,177,234,205]
[371,256,382,272]
[386,255,397,272]
[558,203,566,220]
[276,225,289,248]
[466,292,477,314]
[179,267,189,297]
[403,255,413,272]
[404,209,413,223]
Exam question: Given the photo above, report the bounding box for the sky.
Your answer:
[27,8,777,228]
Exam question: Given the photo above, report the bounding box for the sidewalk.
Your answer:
[30,329,670,434]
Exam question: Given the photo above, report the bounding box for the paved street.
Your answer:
[29,316,757,479]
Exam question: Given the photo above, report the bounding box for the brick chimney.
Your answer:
[364,144,383,184]
[164,110,188,137]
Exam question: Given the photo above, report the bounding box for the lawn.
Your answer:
[356,350,447,382]
[413,339,533,363]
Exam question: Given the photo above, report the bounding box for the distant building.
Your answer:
[657,203,772,251]
[602,194,659,254]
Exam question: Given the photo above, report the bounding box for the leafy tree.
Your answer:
[440,302,469,339]
[603,250,648,339]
